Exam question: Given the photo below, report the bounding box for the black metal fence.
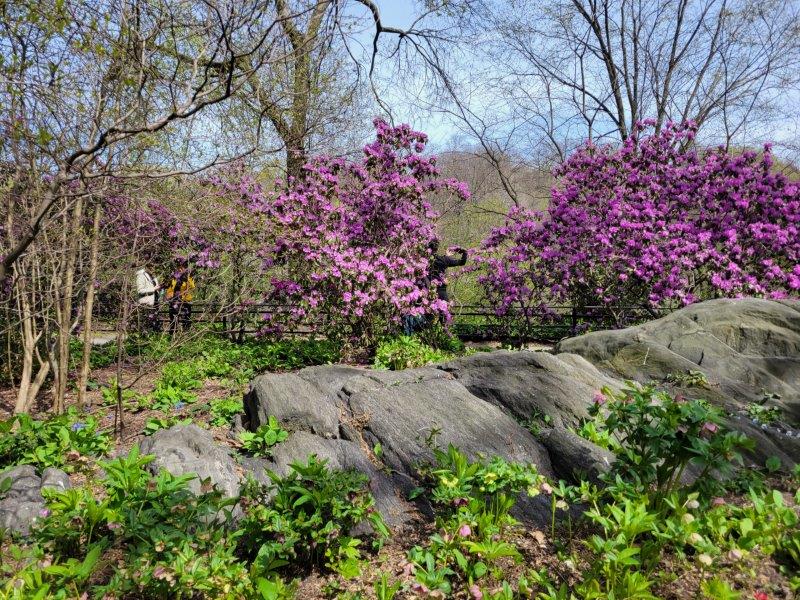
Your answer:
[127,301,676,344]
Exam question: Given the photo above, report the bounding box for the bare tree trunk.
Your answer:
[14,280,37,413]
[13,261,51,414]
[77,202,101,407]
[53,194,85,413]
[113,260,135,437]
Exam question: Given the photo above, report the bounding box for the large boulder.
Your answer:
[342,374,553,478]
[240,364,556,526]
[557,298,800,417]
[0,465,71,535]
[139,424,241,498]
[244,373,339,438]
[557,298,800,463]
[440,350,619,428]
[539,427,615,484]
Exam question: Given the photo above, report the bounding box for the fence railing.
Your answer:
[122,301,676,343]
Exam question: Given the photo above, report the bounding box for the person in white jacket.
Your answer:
[135,267,161,331]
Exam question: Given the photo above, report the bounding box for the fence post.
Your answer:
[571,306,577,332]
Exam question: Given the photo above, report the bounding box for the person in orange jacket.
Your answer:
[166,258,195,334]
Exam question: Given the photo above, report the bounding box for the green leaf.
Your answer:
[739,517,753,537]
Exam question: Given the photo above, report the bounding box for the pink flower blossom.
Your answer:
[472,123,800,320]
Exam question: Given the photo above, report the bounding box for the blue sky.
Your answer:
[348,1,464,149]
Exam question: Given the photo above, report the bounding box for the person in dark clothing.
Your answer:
[428,239,468,301]
[402,239,468,336]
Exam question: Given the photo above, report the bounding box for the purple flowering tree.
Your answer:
[476,122,800,325]
[221,119,470,353]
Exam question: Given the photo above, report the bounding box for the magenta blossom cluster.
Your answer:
[103,192,218,272]
[476,122,799,317]
[208,119,470,348]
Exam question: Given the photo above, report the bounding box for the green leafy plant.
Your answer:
[150,382,198,410]
[746,402,781,425]
[0,409,111,472]
[101,378,153,412]
[521,409,554,437]
[575,418,622,453]
[700,577,741,599]
[13,445,262,599]
[374,572,402,600]
[238,455,389,579]
[210,396,244,427]
[590,383,753,498]
[0,542,104,600]
[239,417,289,457]
[373,336,454,370]
[406,445,545,594]
[665,369,710,388]
[419,444,544,523]
[159,360,204,390]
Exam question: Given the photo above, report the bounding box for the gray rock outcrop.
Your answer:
[242,362,556,525]
[139,424,241,498]
[137,298,798,530]
[556,298,800,465]
[0,465,71,535]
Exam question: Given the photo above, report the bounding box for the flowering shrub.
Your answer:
[373,335,455,370]
[205,120,469,352]
[476,123,800,320]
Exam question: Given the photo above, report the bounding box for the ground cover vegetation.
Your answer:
[1,333,798,598]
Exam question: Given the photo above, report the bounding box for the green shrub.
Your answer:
[0,409,111,472]
[590,383,753,498]
[415,322,467,354]
[210,396,244,427]
[239,417,289,457]
[238,455,389,579]
[23,445,280,599]
[0,542,104,600]
[143,416,193,436]
[373,336,453,370]
[407,445,545,595]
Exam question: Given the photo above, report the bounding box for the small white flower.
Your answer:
[697,553,713,567]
